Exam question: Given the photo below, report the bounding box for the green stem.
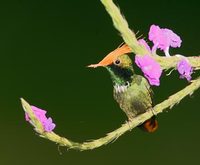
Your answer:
[21,76,200,151]
[101,0,149,55]
[21,0,200,151]
[100,0,200,70]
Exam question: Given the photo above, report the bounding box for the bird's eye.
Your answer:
[125,81,130,86]
[114,59,121,65]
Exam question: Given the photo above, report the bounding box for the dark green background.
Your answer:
[0,0,200,165]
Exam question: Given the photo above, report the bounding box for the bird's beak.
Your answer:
[87,52,114,68]
[87,63,103,68]
[87,57,109,68]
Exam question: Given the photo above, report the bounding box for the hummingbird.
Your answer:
[88,44,158,132]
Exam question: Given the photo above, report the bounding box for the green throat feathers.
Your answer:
[105,54,134,86]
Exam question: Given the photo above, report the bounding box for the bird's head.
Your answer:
[88,44,134,86]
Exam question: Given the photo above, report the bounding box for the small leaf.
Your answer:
[21,98,44,133]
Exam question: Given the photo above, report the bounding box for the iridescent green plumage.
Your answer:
[88,45,158,132]
[105,54,153,120]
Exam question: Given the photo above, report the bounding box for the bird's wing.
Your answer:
[133,75,153,108]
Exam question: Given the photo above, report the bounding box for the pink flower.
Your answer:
[138,39,151,52]
[177,59,193,81]
[135,55,162,86]
[25,106,56,132]
[148,25,182,56]
[43,118,56,132]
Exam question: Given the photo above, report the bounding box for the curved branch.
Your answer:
[100,0,200,70]
[21,76,200,151]
[21,0,200,151]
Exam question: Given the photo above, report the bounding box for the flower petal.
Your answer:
[135,55,162,86]
[44,117,56,132]
[148,24,182,56]
[138,39,151,52]
[177,59,193,81]
[25,105,56,132]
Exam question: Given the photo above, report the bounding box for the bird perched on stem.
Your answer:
[88,44,158,132]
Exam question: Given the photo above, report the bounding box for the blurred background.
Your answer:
[0,0,200,165]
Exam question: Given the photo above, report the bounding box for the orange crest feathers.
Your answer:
[88,44,132,68]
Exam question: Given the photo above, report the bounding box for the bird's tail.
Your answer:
[139,116,158,133]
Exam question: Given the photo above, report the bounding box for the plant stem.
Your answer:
[21,0,200,151]
[21,76,200,151]
[100,0,200,70]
